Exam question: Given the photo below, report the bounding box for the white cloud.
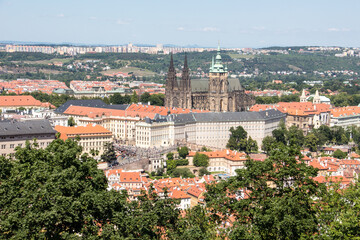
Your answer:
[177,27,185,31]
[116,19,129,25]
[89,16,97,20]
[57,13,65,18]
[327,28,350,32]
[252,26,266,31]
[202,27,219,32]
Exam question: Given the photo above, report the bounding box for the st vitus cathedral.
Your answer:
[165,46,255,112]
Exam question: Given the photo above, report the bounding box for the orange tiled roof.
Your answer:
[313,175,351,185]
[120,172,142,183]
[331,106,360,118]
[249,102,331,116]
[187,186,203,198]
[188,149,247,161]
[0,95,42,107]
[126,103,209,116]
[64,105,156,119]
[54,124,112,140]
[170,189,191,199]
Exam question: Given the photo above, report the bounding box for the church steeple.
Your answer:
[313,90,321,104]
[209,43,226,73]
[181,53,190,90]
[300,89,307,102]
[167,53,178,89]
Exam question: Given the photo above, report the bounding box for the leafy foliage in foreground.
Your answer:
[0,139,184,239]
[3,138,360,239]
[205,144,324,239]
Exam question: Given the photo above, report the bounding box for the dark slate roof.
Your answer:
[103,104,130,111]
[54,100,108,113]
[190,78,243,92]
[0,119,56,136]
[172,109,285,124]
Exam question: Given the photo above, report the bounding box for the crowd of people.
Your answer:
[113,144,177,167]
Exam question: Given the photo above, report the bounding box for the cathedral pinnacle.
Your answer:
[210,43,226,73]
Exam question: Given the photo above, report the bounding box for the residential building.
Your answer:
[0,95,54,113]
[187,149,248,175]
[54,124,112,155]
[0,119,56,156]
[330,106,360,128]
[250,102,331,134]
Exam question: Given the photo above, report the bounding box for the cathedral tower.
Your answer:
[165,53,179,108]
[179,53,191,108]
[208,44,229,112]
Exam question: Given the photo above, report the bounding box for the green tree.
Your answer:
[313,125,332,146]
[0,139,112,238]
[201,146,212,152]
[170,168,195,178]
[333,149,347,159]
[169,205,219,239]
[178,146,189,159]
[149,93,165,106]
[199,167,210,177]
[287,125,305,146]
[130,91,138,103]
[166,152,174,160]
[262,135,275,153]
[205,144,323,239]
[305,133,319,152]
[67,116,76,126]
[193,153,209,167]
[226,126,250,152]
[101,142,117,163]
[272,120,287,145]
[315,179,360,239]
[140,92,151,104]
[246,136,258,154]
[166,159,177,172]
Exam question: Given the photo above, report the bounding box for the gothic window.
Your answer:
[173,97,179,107]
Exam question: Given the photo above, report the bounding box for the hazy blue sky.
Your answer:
[0,0,359,48]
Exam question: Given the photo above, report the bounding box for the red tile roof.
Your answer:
[188,149,247,161]
[120,172,142,183]
[54,124,112,140]
[249,102,331,116]
[0,95,53,108]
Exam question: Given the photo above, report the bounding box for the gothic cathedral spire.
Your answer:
[167,53,178,89]
[181,53,190,91]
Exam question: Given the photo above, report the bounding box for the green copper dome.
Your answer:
[209,44,226,73]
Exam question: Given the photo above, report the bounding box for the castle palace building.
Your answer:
[165,46,255,112]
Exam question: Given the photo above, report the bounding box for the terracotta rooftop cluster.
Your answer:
[331,106,360,118]
[104,168,215,204]
[0,79,68,94]
[250,102,331,116]
[54,124,112,140]
[70,80,124,91]
[188,149,247,161]
[0,95,54,108]
[62,103,208,119]
[305,154,360,187]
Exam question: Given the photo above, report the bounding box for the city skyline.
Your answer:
[1,0,360,48]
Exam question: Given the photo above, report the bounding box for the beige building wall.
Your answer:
[0,135,55,157]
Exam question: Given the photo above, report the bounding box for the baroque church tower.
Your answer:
[208,45,229,111]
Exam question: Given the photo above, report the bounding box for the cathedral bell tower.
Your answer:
[165,53,192,109]
[179,53,191,108]
[165,53,179,108]
[208,44,229,112]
